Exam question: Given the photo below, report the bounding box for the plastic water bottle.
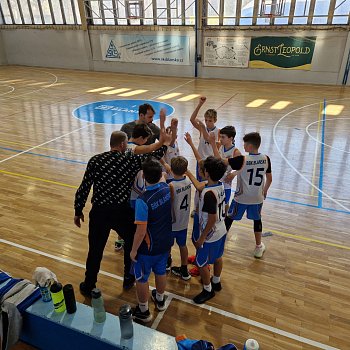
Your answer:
[91,288,106,323]
[63,284,77,314]
[243,339,259,350]
[50,282,66,313]
[119,304,133,339]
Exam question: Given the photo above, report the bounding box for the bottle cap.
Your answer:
[50,282,62,293]
[91,288,101,298]
[119,304,132,318]
[63,284,73,293]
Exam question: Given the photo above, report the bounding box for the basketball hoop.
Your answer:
[259,0,284,17]
[126,0,144,20]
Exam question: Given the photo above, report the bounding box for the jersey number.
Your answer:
[218,199,226,220]
[247,168,264,186]
[180,194,189,211]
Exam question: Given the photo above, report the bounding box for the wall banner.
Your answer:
[249,36,316,70]
[203,37,250,68]
[101,34,190,65]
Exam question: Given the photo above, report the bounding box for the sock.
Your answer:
[203,284,212,292]
[181,265,188,272]
[156,292,164,302]
[256,244,262,248]
[139,302,148,312]
[212,276,220,284]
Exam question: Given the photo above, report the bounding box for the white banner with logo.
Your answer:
[203,37,251,68]
[101,34,190,65]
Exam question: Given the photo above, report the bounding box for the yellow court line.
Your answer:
[0,138,89,157]
[235,222,350,251]
[0,170,78,189]
[310,102,323,196]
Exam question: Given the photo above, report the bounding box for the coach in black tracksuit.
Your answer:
[74,131,168,296]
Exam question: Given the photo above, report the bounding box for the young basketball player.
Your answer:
[209,132,272,258]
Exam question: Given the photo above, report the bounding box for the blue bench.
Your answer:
[20,300,177,350]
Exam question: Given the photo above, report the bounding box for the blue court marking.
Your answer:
[1,146,349,215]
[0,146,87,165]
[318,99,326,208]
[267,196,350,215]
[73,99,174,124]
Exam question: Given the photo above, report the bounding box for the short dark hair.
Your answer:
[139,103,155,116]
[243,132,261,149]
[132,124,152,139]
[220,126,236,140]
[203,156,227,181]
[142,157,162,184]
[110,131,127,148]
[171,156,188,176]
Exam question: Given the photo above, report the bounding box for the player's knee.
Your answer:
[254,219,262,232]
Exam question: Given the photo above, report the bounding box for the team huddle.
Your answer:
[74,96,272,323]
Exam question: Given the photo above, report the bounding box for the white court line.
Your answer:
[0,238,339,350]
[306,117,350,154]
[0,77,195,164]
[0,69,58,99]
[272,97,350,213]
[0,85,15,96]
[151,296,174,330]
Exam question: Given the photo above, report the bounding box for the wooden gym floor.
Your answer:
[0,66,349,350]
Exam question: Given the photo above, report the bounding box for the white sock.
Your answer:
[256,244,262,248]
[156,292,164,302]
[139,302,148,312]
[212,276,220,284]
[203,284,212,292]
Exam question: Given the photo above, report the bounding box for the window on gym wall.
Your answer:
[84,0,195,25]
[0,0,81,24]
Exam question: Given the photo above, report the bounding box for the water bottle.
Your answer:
[91,288,106,323]
[243,339,259,350]
[50,282,66,313]
[119,304,133,339]
[63,284,77,314]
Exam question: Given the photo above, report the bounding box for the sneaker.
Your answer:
[132,305,152,323]
[79,281,95,297]
[122,275,135,290]
[171,266,191,281]
[193,289,215,304]
[114,239,124,251]
[211,277,222,292]
[187,255,196,264]
[151,289,166,311]
[254,243,266,258]
[166,255,172,271]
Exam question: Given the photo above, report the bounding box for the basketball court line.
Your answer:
[318,99,326,207]
[306,117,350,154]
[0,239,340,350]
[0,85,15,96]
[273,97,350,213]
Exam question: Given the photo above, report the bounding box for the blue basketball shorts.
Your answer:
[173,229,188,247]
[227,200,263,221]
[133,252,168,283]
[195,234,227,267]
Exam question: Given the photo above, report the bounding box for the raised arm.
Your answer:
[185,169,206,192]
[184,132,202,162]
[208,132,223,161]
[190,96,206,131]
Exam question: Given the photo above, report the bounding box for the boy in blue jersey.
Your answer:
[130,158,173,322]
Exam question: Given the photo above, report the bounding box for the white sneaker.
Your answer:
[254,243,265,258]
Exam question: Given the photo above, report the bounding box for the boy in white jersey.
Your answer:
[210,132,272,259]
[168,156,192,280]
[163,119,180,182]
[218,126,241,208]
[187,156,227,304]
[190,97,220,179]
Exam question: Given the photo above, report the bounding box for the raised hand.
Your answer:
[159,108,166,129]
[199,96,206,105]
[208,131,216,144]
[184,132,193,145]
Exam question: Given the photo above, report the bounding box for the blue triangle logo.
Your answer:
[106,40,121,59]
